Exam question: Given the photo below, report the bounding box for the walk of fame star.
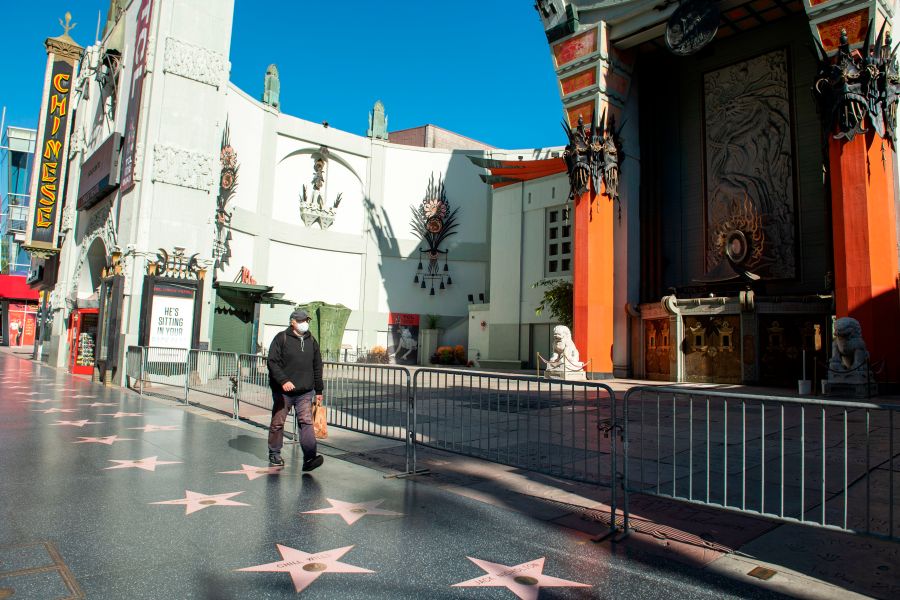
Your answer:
[302,498,403,525]
[99,412,143,418]
[236,544,373,593]
[34,408,77,414]
[219,464,283,480]
[105,456,182,471]
[74,436,134,445]
[151,491,249,515]
[71,395,97,399]
[128,424,179,432]
[53,420,103,427]
[452,557,590,600]
[82,402,118,407]
[20,399,53,404]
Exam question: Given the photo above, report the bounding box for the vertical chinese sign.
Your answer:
[23,26,82,256]
[120,0,154,192]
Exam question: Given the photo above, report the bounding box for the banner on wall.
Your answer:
[387,313,419,365]
[7,303,38,347]
[147,284,195,349]
[120,0,154,192]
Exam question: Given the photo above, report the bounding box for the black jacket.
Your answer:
[267,328,323,394]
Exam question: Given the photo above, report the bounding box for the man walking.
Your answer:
[266,309,324,471]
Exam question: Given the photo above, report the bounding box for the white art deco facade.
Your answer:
[37,0,571,381]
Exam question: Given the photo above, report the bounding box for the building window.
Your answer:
[546,206,572,276]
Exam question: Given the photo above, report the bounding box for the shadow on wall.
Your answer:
[362,150,488,364]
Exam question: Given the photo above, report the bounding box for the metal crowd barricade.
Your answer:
[621,386,900,541]
[187,350,240,418]
[411,368,620,534]
[125,346,145,394]
[235,353,273,412]
[136,346,191,402]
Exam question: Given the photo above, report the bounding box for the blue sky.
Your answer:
[1,1,566,149]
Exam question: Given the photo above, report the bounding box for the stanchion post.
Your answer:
[384,368,429,479]
[139,347,145,397]
[183,349,191,404]
[232,353,240,419]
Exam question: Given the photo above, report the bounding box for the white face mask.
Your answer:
[294,321,310,334]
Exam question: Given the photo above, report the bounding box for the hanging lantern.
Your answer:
[414,274,419,284]
[429,287,435,296]
[439,281,445,290]
[420,280,426,289]
[447,276,452,285]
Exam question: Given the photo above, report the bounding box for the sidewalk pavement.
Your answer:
[5,346,898,598]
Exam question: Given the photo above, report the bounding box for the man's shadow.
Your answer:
[228,434,268,461]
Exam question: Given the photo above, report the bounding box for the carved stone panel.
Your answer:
[163,37,228,88]
[703,49,796,279]
[152,144,216,192]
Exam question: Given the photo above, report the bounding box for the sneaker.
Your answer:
[302,455,324,472]
[268,452,284,466]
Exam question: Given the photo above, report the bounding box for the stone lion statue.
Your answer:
[829,317,869,378]
[828,317,871,382]
[548,325,584,370]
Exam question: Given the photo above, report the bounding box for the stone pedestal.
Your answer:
[822,380,878,399]
[545,367,587,381]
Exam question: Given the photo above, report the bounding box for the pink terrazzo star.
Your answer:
[302,498,403,525]
[151,490,249,515]
[33,408,77,414]
[18,392,43,396]
[74,436,134,445]
[128,425,179,432]
[82,402,118,407]
[19,399,53,404]
[452,557,591,600]
[71,395,97,399]
[52,420,103,427]
[236,544,373,593]
[99,412,143,418]
[105,456,182,471]
[219,464,283,481]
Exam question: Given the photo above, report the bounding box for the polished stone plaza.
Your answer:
[0,352,895,598]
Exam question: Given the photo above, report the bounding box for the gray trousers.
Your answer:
[268,389,316,459]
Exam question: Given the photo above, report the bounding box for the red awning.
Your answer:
[468,156,567,188]
[0,275,40,301]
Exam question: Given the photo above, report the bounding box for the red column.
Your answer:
[829,132,900,381]
[572,187,614,375]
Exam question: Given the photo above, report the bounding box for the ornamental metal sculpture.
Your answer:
[213,119,238,273]
[665,0,719,57]
[147,247,204,280]
[410,174,459,295]
[562,110,623,218]
[814,22,900,143]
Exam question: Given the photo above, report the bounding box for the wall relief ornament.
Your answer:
[298,148,342,229]
[152,143,216,192]
[814,23,900,143]
[146,247,205,280]
[410,174,458,295]
[68,201,118,305]
[162,36,228,88]
[213,119,238,273]
[703,49,795,281]
[562,111,623,218]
